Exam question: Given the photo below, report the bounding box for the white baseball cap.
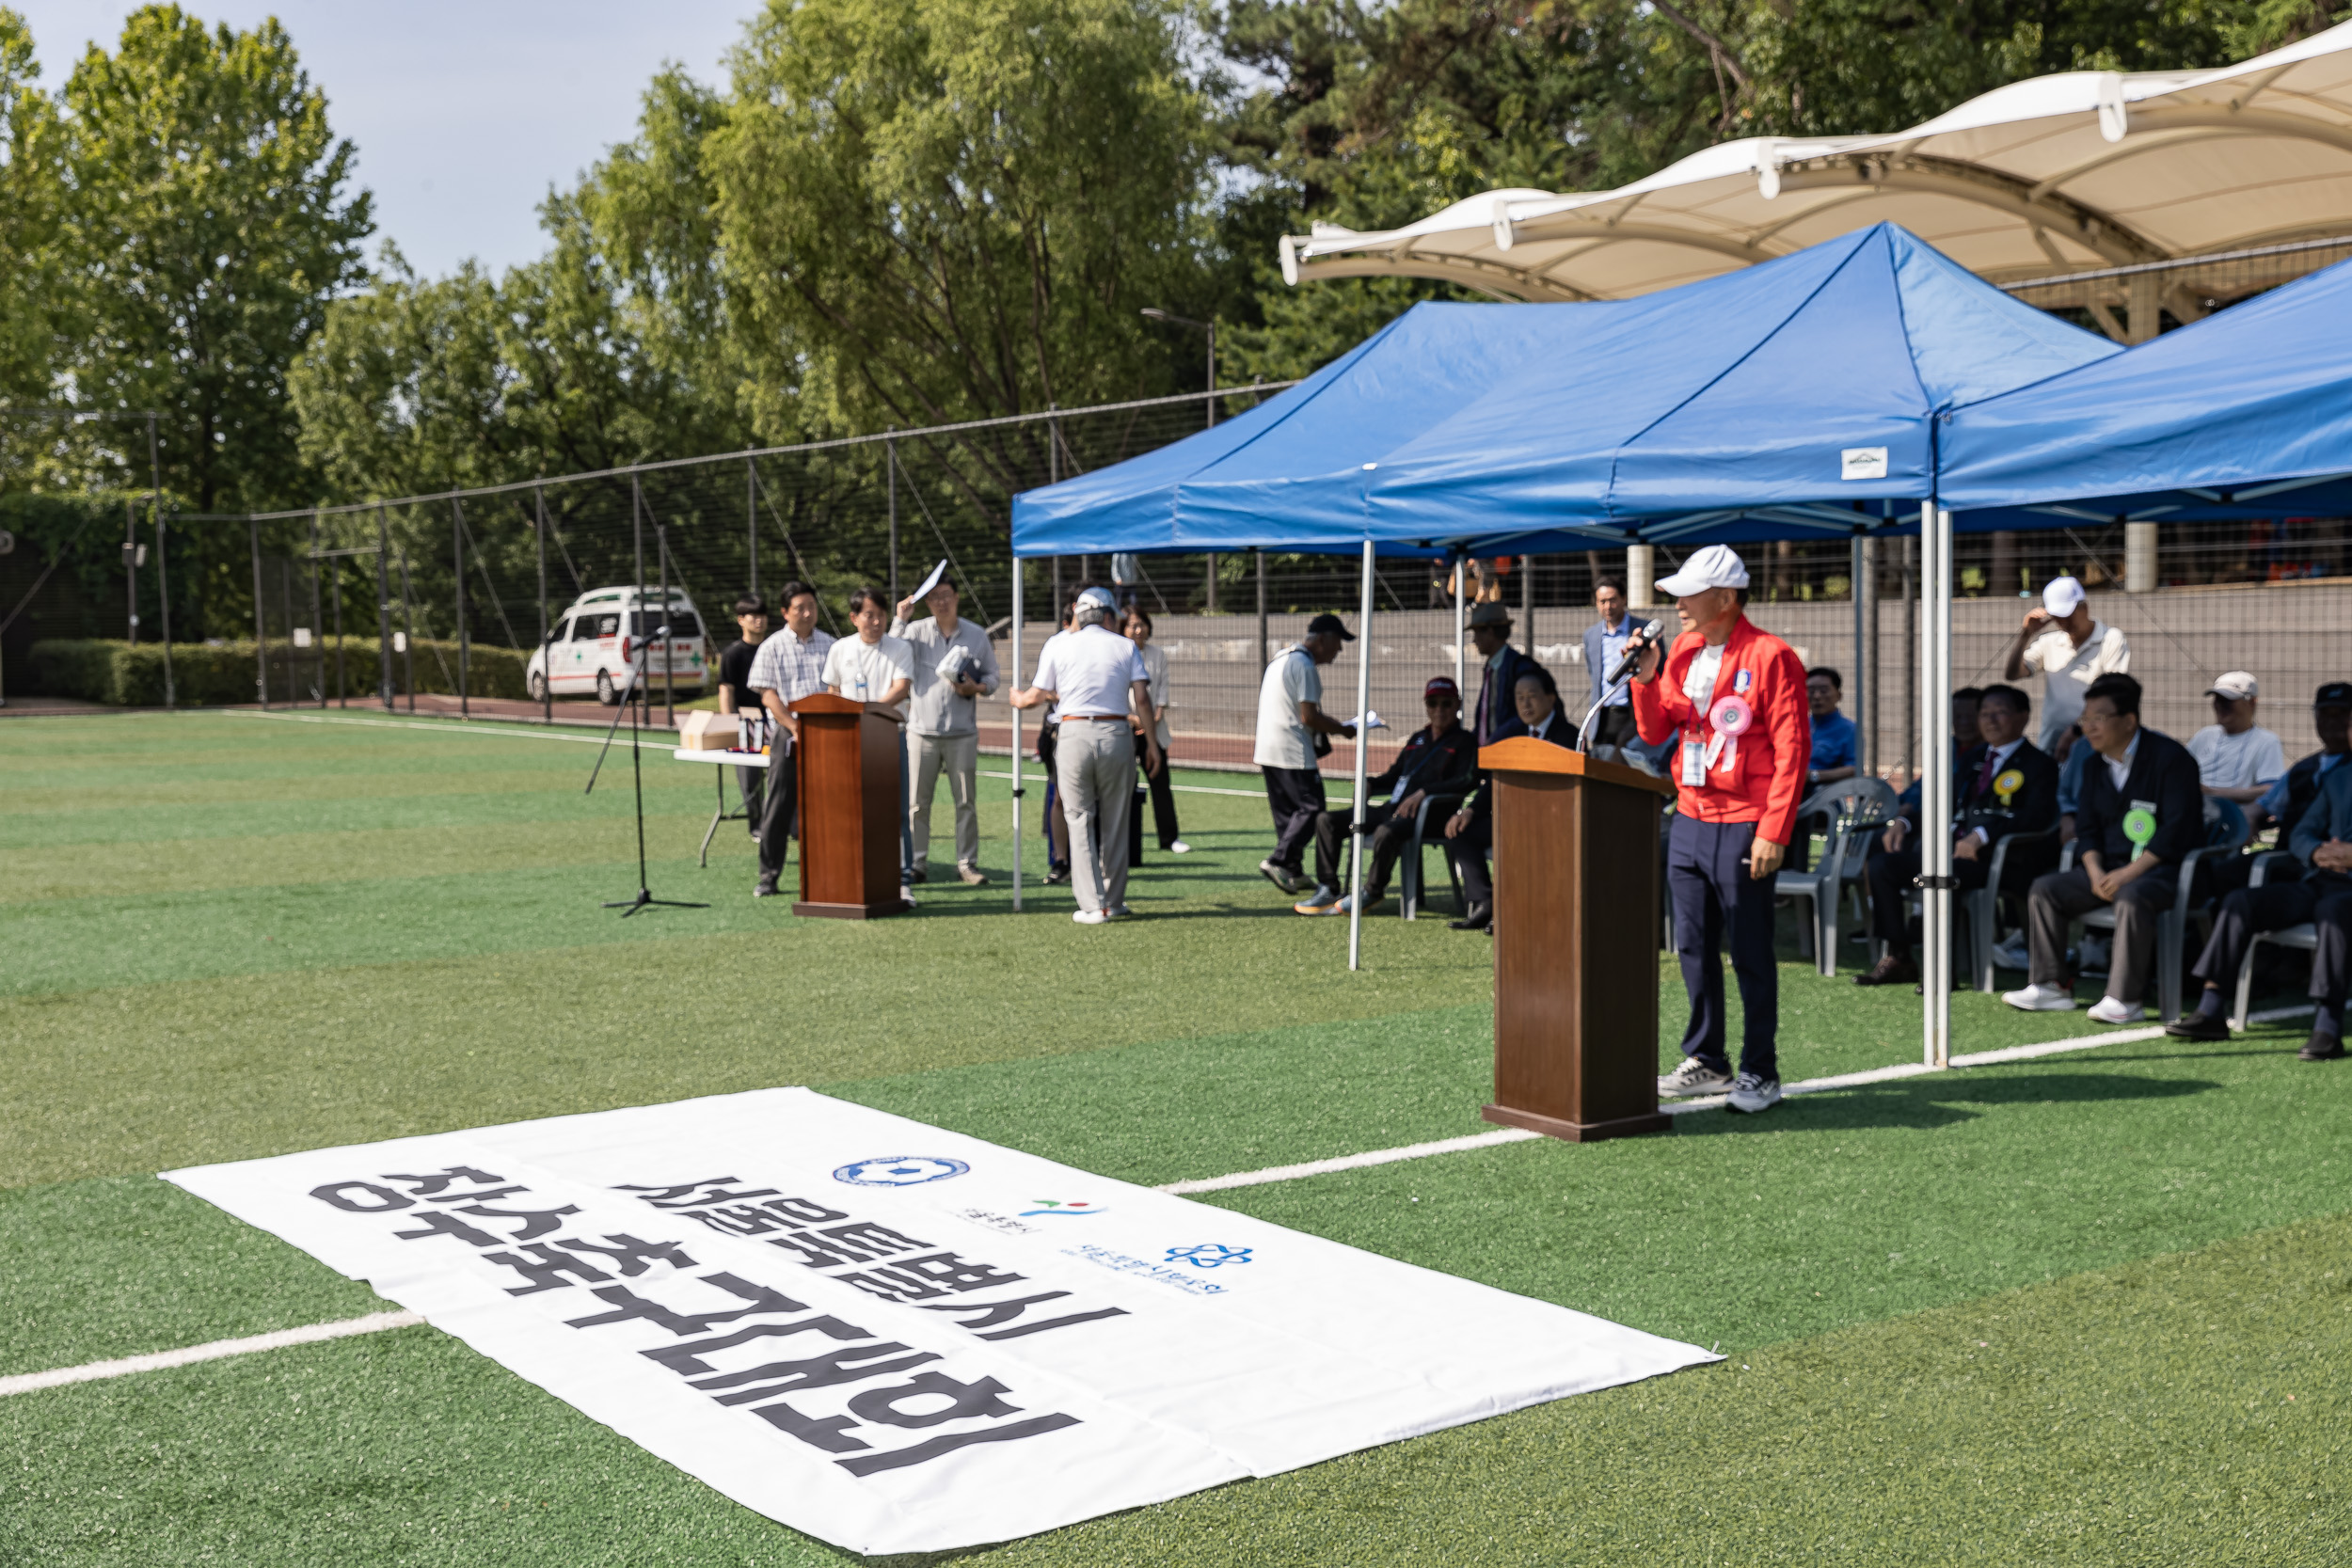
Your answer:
[2042,576,2086,616]
[1655,545,1750,597]
[2206,671,2258,701]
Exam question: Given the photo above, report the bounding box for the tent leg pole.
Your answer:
[1922,503,1954,1069]
[1452,555,1465,696]
[1348,541,1374,972]
[1010,552,1025,913]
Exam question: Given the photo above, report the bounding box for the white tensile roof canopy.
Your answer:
[1280,21,2352,341]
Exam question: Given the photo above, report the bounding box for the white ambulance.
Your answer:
[526,587,710,705]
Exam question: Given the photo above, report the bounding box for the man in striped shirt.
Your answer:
[750,581,836,898]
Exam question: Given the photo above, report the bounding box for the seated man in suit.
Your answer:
[1440,666,1572,932]
[1855,683,2058,987]
[1295,676,1479,916]
[2004,673,2204,1024]
[2170,681,2352,1053]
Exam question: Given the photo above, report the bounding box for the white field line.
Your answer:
[1157,1005,2319,1193]
[8,1006,2318,1396]
[223,709,671,750]
[0,1310,423,1398]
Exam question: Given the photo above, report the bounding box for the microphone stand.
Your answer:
[585,624,707,917]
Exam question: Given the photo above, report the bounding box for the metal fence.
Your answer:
[8,382,2352,782]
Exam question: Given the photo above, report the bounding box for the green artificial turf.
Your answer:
[4,709,2347,1565]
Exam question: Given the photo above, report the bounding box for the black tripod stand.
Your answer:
[585,626,707,917]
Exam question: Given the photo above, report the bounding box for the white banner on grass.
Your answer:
[165,1088,1716,1555]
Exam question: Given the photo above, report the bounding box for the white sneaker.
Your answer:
[1658,1058,1736,1097]
[2003,982,2077,1012]
[1169,840,1192,854]
[1726,1073,1783,1114]
[2086,995,2145,1024]
[1258,860,1303,895]
[1072,909,1108,926]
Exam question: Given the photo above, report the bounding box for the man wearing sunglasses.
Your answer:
[1295,676,1478,917]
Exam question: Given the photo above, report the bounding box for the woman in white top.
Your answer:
[1126,609,1188,854]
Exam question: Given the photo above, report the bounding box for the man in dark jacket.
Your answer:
[2005,673,2204,1024]
[1858,683,2059,986]
[1441,665,1574,932]
[2170,681,2352,1053]
[1295,676,1478,915]
[1467,601,1542,748]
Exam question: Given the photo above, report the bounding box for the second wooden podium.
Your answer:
[788,693,910,919]
[1477,737,1677,1142]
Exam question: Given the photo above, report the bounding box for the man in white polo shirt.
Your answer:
[823,585,918,889]
[1009,586,1161,924]
[2188,671,2286,804]
[2003,575,2131,752]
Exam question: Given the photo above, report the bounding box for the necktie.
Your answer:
[1971,748,1999,801]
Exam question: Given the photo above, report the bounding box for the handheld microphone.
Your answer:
[1605,619,1665,686]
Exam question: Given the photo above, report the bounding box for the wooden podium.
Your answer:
[789,693,910,919]
[1477,737,1677,1142]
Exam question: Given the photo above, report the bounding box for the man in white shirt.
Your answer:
[749,581,835,898]
[1009,586,1161,924]
[2187,671,2286,804]
[1251,613,1359,894]
[823,586,918,888]
[2003,575,2131,752]
[891,579,1000,886]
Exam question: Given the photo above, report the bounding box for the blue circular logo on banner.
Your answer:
[833,1156,970,1188]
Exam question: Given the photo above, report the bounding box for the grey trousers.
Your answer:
[1057,721,1135,913]
[908,731,980,872]
[2026,863,2180,1003]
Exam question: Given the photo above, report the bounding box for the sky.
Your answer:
[13,2,755,278]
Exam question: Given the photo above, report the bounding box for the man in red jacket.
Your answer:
[1629,545,1811,1114]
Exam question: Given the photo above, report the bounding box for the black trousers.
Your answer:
[1310,800,1414,898]
[2025,863,2181,1001]
[1448,813,1494,916]
[735,765,765,833]
[1262,766,1325,871]
[2190,869,2352,1006]
[754,745,800,890]
[1039,722,1069,869]
[1865,841,1992,951]
[1141,740,1182,848]
[1667,815,1778,1078]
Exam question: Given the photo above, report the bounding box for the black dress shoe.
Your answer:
[1448,907,1492,932]
[1853,954,1918,988]
[2165,1009,2231,1042]
[2299,1032,2346,1061]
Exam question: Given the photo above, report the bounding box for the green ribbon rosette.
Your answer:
[2122,806,2158,858]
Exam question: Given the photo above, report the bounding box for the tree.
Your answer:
[60,5,372,512]
[707,0,1220,447]
[0,9,66,422]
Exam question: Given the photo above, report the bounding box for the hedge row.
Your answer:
[21,638,534,706]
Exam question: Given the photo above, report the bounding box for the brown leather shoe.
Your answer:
[1854,953,1919,988]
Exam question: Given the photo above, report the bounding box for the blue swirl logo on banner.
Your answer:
[1167,1243,1253,1269]
[833,1155,970,1187]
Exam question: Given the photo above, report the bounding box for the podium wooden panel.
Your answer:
[1477,738,1677,1143]
[789,693,909,919]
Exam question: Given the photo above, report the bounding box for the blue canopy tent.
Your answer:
[1942,252,2352,525]
[1010,225,2121,1034]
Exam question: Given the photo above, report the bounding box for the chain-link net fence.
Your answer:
[8,383,2352,785]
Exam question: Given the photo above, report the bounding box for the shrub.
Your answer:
[21,638,533,705]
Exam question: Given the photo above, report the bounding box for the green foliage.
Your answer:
[0,9,65,411]
[22,636,531,705]
[19,5,372,512]
[708,0,1218,435]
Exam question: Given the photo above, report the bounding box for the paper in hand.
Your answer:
[911,559,949,602]
[1346,710,1388,732]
